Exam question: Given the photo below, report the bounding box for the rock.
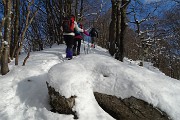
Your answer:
[94,92,170,120]
[46,82,77,118]
[46,82,170,120]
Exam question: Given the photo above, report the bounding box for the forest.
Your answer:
[0,0,179,80]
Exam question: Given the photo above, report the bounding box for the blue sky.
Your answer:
[143,0,161,3]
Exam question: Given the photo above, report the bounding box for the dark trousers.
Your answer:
[64,35,74,58]
[91,37,95,44]
[73,38,81,55]
[91,37,96,48]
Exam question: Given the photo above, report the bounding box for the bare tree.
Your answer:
[108,0,130,61]
[1,0,12,75]
[116,0,131,61]
[11,0,20,60]
[127,0,157,65]
[15,0,39,65]
[109,0,117,56]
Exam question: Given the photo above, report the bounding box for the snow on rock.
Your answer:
[48,57,115,120]
[48,54,180,120]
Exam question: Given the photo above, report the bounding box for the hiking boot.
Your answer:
[67,58,72,60]
[77,51,80,55]
[73,49,76,56]
[73,52,76,56]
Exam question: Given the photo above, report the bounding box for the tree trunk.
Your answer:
[59,0,63,44]
[1,0,12,75]
[0,19,5,74]
[109,0,117,56]
[115,0,121,60]
[15,1,38,65]
[118,0,130,61]
[75,0,78,20]
[12,0,20,59]
[1,45,10,75]
[22,47,31,66]
[79,0,84,21]
[64,0,72,16]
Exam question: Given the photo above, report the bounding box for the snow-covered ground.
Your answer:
[0,43,180,120]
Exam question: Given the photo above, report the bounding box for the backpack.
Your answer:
[62,16,74,33]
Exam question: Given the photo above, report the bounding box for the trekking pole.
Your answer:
[87,38,90,54]
[83,39,86,54]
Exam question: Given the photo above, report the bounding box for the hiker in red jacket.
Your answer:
[62,15,84,60]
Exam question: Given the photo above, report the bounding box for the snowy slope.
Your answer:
[0,43,180,120]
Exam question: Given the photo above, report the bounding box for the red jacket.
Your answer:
[74,31,89,39]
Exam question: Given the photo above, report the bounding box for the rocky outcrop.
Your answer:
[46,82,77,118]
[46,82,170,120]
[94,92,170,120]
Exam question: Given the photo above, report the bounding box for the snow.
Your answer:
[2,41,8,45]
[0,43,180,120]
